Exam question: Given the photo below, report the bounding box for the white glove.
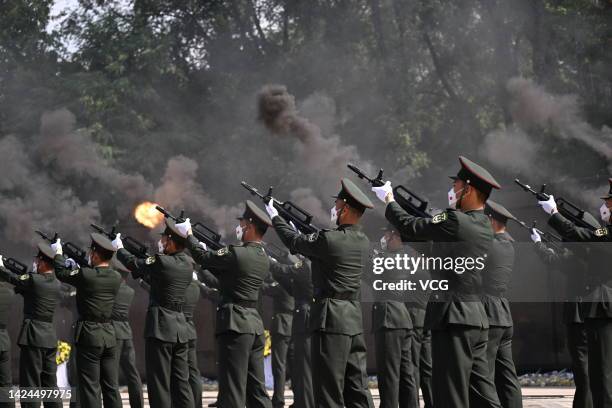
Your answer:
[64,258,79,270]
[538,195,558,215]
[192,271,199,281]
[198,242,207,251]
[111,233,124,250]
[265,199,279,219]
[0,256,4,268]
[269,256,278,263]
[51,238,63,255]
[530,228,542,243]
[372,181,394,203]
[175,218,192,238]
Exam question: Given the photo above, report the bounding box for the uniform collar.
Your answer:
[243,241,264,247]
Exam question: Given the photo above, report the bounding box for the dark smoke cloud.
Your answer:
[0,135,100,246]
[35,109,153,214]
[257,84,374,199]
[154,155,241,237]
[481,77,611,208]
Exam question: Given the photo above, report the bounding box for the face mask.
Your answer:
[32,261,38,274]
[448,187,464,209]
[380,236,387,251]
[601,203,611,224]
[330,206,338,224]
[87,254,92,267]
[235,224,245,241]
[157,239,165,254]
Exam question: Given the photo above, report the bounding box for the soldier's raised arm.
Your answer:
[52,239,82,286]
[0,256,32,288]
[270,214,328,259]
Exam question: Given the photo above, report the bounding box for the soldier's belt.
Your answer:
[221,299,258,309]
[313,289,359,301]
[482,288,506,297]
[24,315,54,323]
[112,317,129,322]
[78,315,111,324]
[157,302,183,312]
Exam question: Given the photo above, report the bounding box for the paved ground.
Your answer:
[109,387,576,407]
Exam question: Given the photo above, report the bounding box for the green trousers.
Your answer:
[566,323,593,408]
[76,344,122,408]
[292,332,313,408]
[271,333,291,407]
[412,328,433,408]
[0,349,14,408]
[374,328,417,408]
[145,338,193,408]
[19,346,62,408]
[585,319,612,408]
[216,332,271,408]
[431,325,501,408]
[187,339,203,408]
[311,332,374,408]
[486,327,522,408]
[115,339,143,408]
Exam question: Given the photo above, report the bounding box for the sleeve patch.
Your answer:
[69,269,79,276]
[145,256,156,265]
[432,212,448,224]
[307,232,319,242]
[294,260,303,269]
[595,228,609,237]
[19,274,30,280]
[216,247,229,256]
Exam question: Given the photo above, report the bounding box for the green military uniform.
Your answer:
[194,276,220,408]
[546,180,612,408]
[0,281,15,408]
[117,219,195,408]
[109,257,144,408]
[482,201,522,408]
[269,257,314,408]
[534,240,592,408]
[406,294,433,408]
[58,285,80,408]
[262,275,294,408]
[271,179,375,408]
[187,201,272,408]
[384,156,502,408]
[0,243,62,408]
[54,233,123,408]
[370,241,416,408]
[184,279,203,408]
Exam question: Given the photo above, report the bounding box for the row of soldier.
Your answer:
[0,155,609,408]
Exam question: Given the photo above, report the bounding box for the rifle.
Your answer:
[347,163,432,218]
[515,219,563,251]
[4,257,28,275]
[514,179,600,231]
[265,242,290,264]
[36,230,89,267]
[240,182,320,234]
[91,224,151,258]
[155,206,224,251]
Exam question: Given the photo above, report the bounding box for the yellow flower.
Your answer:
[264,330,272,357]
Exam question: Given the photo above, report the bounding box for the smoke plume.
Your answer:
[154,155,241,236]
[257,84,374,198]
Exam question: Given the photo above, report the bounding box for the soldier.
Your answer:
[0,242,62,408]
[531,229,592,408]
[371,225,416,408]
[182,200,273,408]
[483,201,523,408]
[0,270,15,408]
[268,257,314,408]
[109,257,144,408]
[53,233,123,408]
[537,179,612,407]
[371,156,502,407]
[266,178,375,408]
[114,219,195,408]
[261,273,294,408]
